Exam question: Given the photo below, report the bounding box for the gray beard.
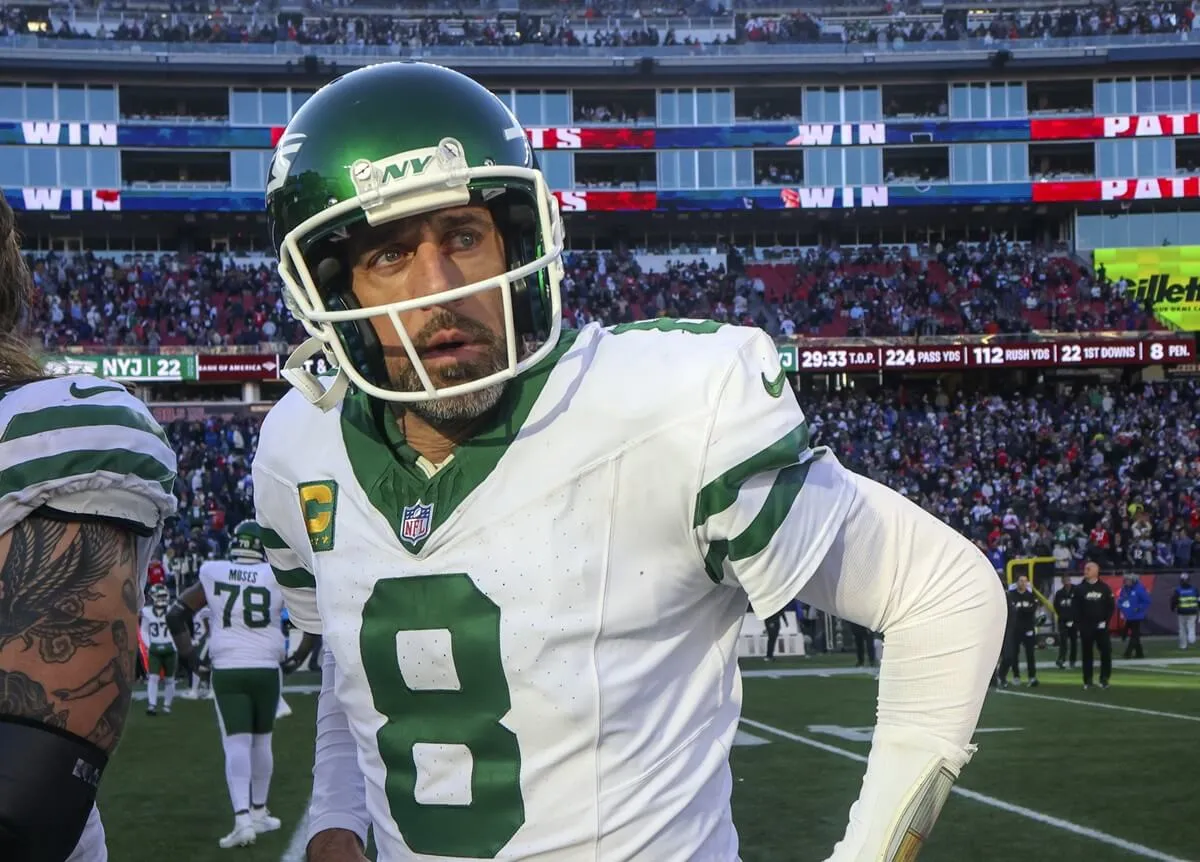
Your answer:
[389,349,509,428]
[406,378,507,426]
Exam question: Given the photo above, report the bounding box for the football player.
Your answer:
[167,520,286,849]
[139,584,178,716]
[0,197,179,861]
[185,604,213,700]
[254,62,1007,862]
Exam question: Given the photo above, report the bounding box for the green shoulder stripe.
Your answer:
[609,318,725,336]
[1,403,170,447]
[273,565,316,590]
[693,422,810,528]
[260,527,288,550]
[0,448,175,500]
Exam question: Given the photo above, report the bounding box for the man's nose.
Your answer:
[407,240,461,301]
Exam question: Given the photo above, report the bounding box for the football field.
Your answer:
[100,643,1200,862]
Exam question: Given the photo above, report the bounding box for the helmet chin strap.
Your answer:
[283,336,351,412]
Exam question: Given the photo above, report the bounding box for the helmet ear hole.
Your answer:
[326,291,391,390]
[489,195,549,344]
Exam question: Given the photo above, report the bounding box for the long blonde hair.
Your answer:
[0,196,48,385]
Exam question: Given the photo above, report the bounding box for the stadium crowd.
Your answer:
[1,0,1192,47]
[810,381,1200,575]
[155,378,1200,587]
[25,242,1159,349]
[749,1,1196,46]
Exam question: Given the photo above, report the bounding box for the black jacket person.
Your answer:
[1072,561,1115,689]
[998,575,1039,686]
[1053,579,1078,668]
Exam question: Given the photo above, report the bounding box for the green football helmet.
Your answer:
[230,520,267,563]
[149,583,169,609]
[265,61,565,409]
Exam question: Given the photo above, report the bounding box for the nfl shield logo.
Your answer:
[400,500,434,545]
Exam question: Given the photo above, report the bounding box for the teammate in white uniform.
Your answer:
[140,584,178,715]
[168,520,286,850]
[255,62,1007,862]
[0,194,179,862]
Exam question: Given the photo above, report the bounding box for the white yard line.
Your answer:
[1121,664,1200,677]
[996,689,1200,722]
[280,808,311,862]
[739,718,1190,862]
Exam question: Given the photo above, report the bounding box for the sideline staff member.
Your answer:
[1073,561,1115,689]
[1053,576,1078,668]
[999,574,1039,687]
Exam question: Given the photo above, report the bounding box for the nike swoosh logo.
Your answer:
[761,368,787,398]
[69,382,124,399]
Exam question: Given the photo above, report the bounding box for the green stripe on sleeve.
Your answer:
[260,527,288,550]
[0,448,176,500]
[273,565,316,590]
[693,422,810,528]
[701,455,822,584]
[727,460,816,562]
[2,404,170,448]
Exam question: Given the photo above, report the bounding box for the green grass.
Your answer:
[99,648,1200,862]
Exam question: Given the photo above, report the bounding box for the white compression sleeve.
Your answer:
[306,646,371,848]
[796,472,1008,862]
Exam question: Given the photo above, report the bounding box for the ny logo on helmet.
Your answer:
[266,132,307,195]
[381,156,433,184]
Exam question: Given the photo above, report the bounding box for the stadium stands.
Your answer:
[2,1,1192,47]
[156,377,1199,585]
[809,380,1200,573]
[26,242,1159,350]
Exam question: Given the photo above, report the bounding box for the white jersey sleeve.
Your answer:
[693,330,858,618]
[252,396,321,634]
[0,375,178,590]
[198,560,286,670]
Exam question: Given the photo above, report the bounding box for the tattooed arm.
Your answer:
[0,515,139,754]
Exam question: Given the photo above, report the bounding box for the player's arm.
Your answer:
[794,473,1006,862]
[251,461,368,859]
[166,583,207,671]
[305,645,370,862]
[0,515,141,862]
[283,632,321,674]
[693,331,1006,862]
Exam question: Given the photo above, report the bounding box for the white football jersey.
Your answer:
[0,375,178,592]
[140,606,174,649]
[253,321,857,862]
[198,559,286,670]
[193,605,213,641]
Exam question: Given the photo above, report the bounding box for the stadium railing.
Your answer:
[2,31,1197,67]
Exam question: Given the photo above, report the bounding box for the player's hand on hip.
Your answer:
[306,828,368,862]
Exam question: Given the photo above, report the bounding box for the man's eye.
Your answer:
[449,230,481,251]
[371,248,411,267]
